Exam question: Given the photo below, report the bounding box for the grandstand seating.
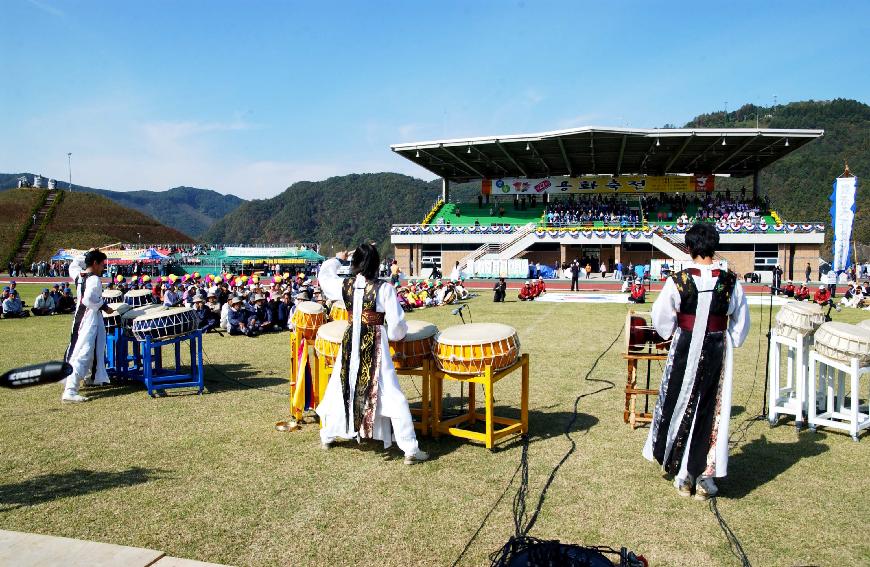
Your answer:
[431,202,543,226]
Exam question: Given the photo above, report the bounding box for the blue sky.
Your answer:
[2,0,868,198]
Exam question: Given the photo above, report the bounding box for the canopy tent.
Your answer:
[50,249,73,261]
[138,248,169,260]
[391,126,824,182]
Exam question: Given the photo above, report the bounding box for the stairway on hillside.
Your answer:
[13,189,58,264]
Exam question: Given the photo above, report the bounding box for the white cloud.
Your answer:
[24,0,64,17]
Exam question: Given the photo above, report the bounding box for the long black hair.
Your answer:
[351,243,380,280]
[685,222,719,259]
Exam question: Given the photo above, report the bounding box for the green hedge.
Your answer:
[4,189,49,266]
[25,190,65,265]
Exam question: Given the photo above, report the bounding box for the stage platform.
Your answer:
[0,529,230,567]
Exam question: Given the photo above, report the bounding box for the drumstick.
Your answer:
[0,361,73,388]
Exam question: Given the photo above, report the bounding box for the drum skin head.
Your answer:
[102,289,123,299]
[436,322,517,346]
[121,304,163,321]
[296,301,324,314]
[859,319,870,331]
[125,289,152,298]
[403,320,438,341]
[102,302,131,317]
[317,320,349,342]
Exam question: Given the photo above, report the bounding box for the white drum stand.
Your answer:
[767,330,811,428]
[807,351,870,441]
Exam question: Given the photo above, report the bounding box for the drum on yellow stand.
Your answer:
[292,301,327,341]
[329,300,348,322]
[315,320,348,367]
[434,323,520,375]
[390,320,437,369]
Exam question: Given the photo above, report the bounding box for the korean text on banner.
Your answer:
[830,176,858,272]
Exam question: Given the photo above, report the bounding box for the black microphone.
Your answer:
[451,304,468,316]
[1,361,72,389]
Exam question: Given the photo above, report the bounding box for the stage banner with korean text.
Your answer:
[481,175,714,195]
[830,176,858,272]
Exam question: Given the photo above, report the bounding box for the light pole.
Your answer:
[67,153,72,192]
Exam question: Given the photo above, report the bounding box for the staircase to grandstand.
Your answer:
[13,189,59,264]
[457,222,538,271]
[653,230,727,263]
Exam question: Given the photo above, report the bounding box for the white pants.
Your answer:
[320,402,419,456]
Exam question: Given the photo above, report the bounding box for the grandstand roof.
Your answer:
[391,126,824,181]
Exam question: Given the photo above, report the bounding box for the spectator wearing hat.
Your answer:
[49,284,62,312]
[2,287,28,318]
[274,291,293,331]
[252,294,274,332]
[32,288,55,316]
[192,296,219,332]
[163,283,182,307]
[227,296,258,337]
[56,288,75,314]
[813,284,832,305]
[518,281,534,301]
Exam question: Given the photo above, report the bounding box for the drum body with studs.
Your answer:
[390,320,437,369]
[121,304,164,336]
[775,301,825,341]
[813,322,870,365]
[624,310,670,355]
[329,300,348,322]
[132,306,198,342]
[102,289,123,302]
[292,301,327,340]
[102,302,131,333]
[315,320,348,366]
[124,289,156,308]
[434,322,520,375]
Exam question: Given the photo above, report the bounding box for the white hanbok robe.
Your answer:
[642,264,750,479]
[64,258,109,392]
[315,259,420,455]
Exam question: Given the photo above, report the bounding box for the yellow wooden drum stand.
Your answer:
[431,323,528,449]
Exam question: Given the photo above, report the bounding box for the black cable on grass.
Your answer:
[729,286,770,449]
[709,497,752,567]
[511,326,622,537]
[450,326,625,567]
[201,347,286,397]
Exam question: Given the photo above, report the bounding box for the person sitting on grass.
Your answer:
[2,288,28,318]
[252,294,274,332]
[493,278,506,302]
[533,276,547,298]
[55,288,75,314]
[32,288,55,316]
[813,284,831,305]
[192,296,219,332]
[518,281,535,301]
[227,296,259,337]
[628,279,646,304]
[794,283,810,302]
[274,291,292,331]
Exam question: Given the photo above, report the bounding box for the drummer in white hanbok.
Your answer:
[316,244,429,464]
[643,224,750,500]
[63,249,116,402]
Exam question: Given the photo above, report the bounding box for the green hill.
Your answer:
[683,98,870,246]
[0,188,195,262]
[0,175,244,238]
[202,173,441,253]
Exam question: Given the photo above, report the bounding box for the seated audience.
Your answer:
[32,288,55,316]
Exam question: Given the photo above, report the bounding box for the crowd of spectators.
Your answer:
[6,260,69,278]
[544,196,641,226]
[1,280,75,318]
[642,192,768,224]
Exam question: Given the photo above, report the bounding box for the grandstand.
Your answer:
[389,126,826,282]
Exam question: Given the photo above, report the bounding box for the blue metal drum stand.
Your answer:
[136,330,204,397]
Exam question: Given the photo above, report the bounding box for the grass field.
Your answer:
[1,282,869,566]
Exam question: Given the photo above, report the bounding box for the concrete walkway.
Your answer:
[0,530,230,567]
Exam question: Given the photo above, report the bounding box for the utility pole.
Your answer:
[67,153,72,192]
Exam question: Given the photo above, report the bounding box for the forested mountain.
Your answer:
[0,174,243,238]
[684,98,870,245]
[202,173,441,253]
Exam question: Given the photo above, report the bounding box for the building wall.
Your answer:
[393,244,416,276]
[523,249,561,267]
[718,250,756,276]
[441,250,468,274]
[782,244,821,281]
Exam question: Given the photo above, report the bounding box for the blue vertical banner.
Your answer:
[830,176,858,272]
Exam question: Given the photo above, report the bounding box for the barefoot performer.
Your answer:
[643,223,750,499]
[316,243,429,464]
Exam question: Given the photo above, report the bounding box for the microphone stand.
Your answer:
[761,284,775,418]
